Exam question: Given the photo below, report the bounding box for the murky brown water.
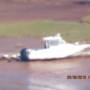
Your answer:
[0,57,90,90]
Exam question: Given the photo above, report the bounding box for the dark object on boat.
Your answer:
[20,48,30,61]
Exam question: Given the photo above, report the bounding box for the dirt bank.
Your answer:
[0,0,90,21]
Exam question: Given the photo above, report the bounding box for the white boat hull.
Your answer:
[21,44,90,60]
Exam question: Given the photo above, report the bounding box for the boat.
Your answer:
[20,33,90,61]
[2,33,90,61]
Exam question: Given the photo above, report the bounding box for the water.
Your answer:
[0,57,90,90]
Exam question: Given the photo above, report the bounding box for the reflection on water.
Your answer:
[0,61,30,90]
[0,57,90,90]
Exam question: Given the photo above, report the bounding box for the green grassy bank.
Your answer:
[0,20,90,42]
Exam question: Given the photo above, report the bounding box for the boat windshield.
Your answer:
[43,33,66,48]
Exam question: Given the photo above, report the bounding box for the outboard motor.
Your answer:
[20,48,30,61]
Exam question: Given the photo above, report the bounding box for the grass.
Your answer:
[0,20,90,42]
